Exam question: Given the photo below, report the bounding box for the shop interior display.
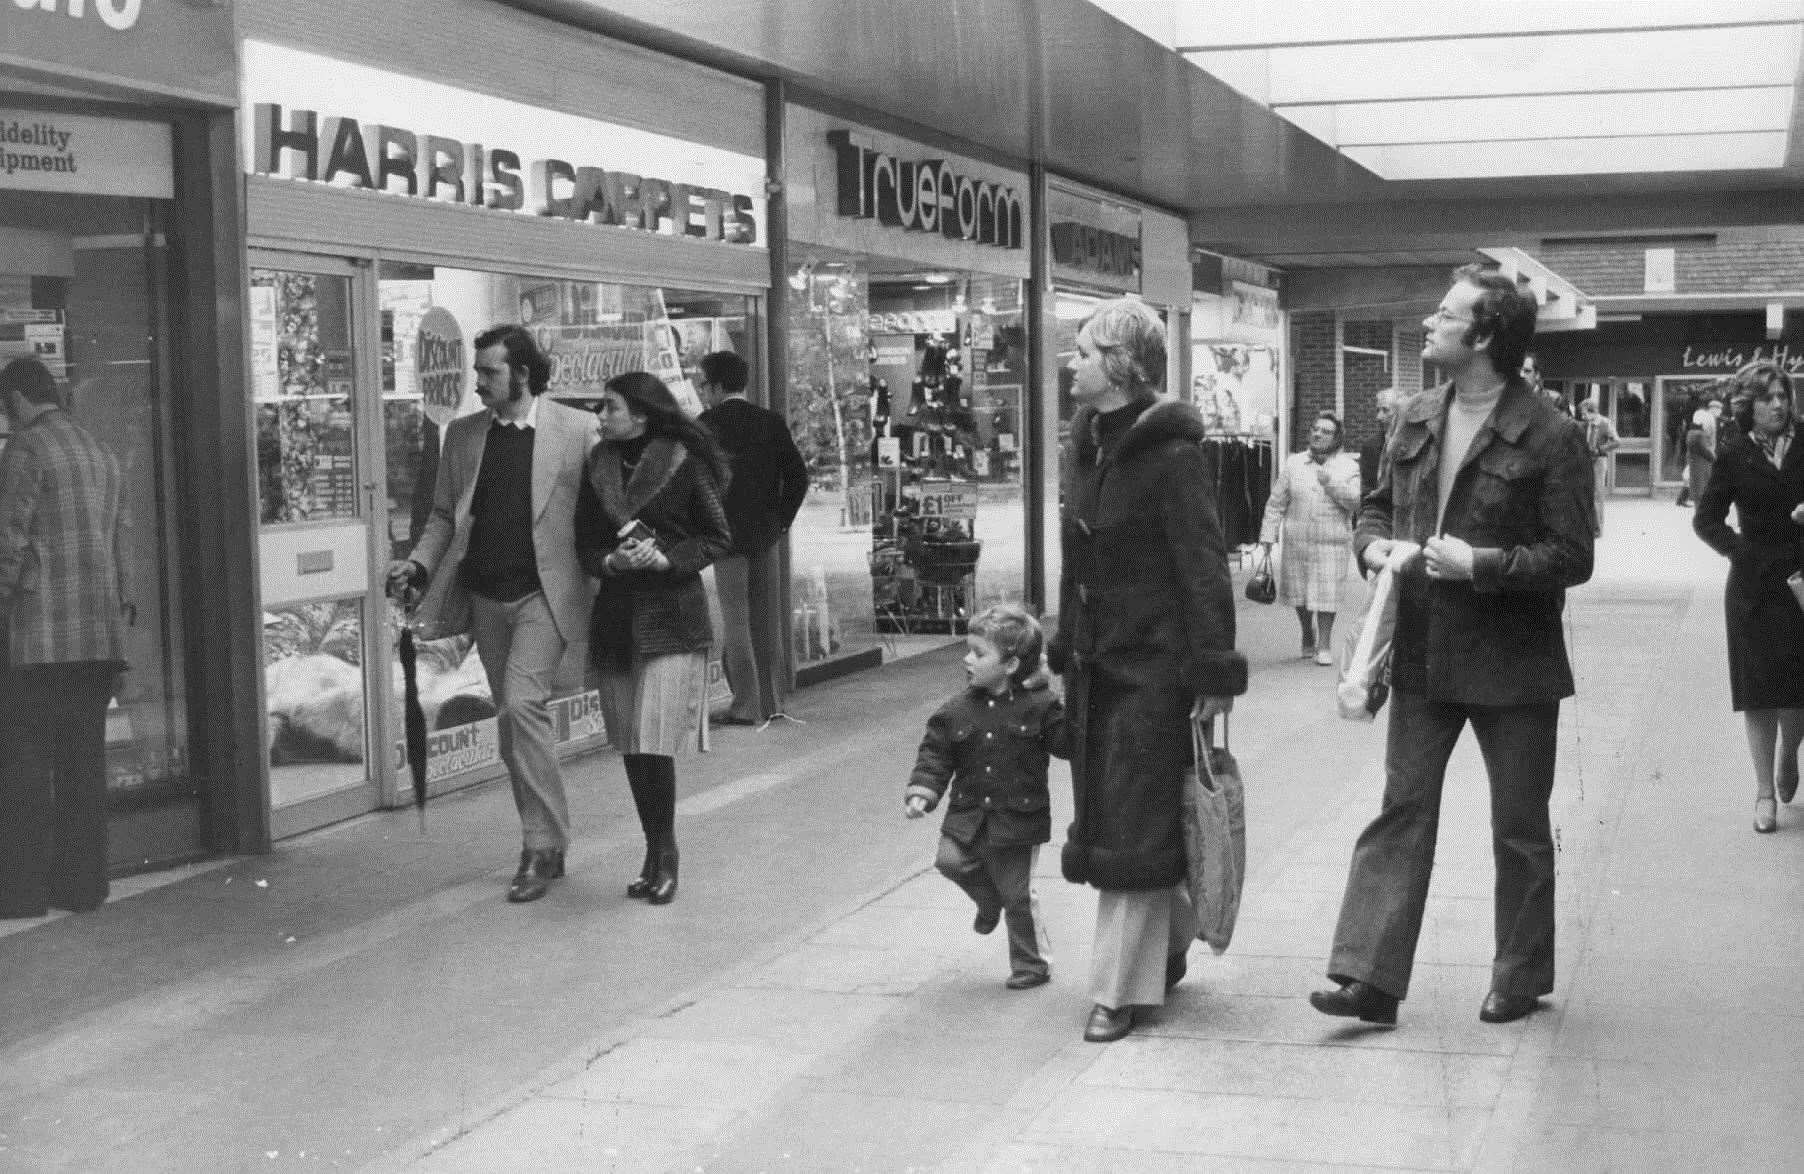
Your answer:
[786,260,1026,657]
[870,332,983,635]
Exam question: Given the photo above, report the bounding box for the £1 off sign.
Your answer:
[415,307,464,426]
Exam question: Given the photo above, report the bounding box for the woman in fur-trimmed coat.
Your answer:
[575,372,731,905]
[1047,298,1248,1043]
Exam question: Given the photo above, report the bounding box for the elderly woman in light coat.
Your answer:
[1260,412,1362,665]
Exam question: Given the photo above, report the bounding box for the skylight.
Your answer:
[1092,0,1803,180]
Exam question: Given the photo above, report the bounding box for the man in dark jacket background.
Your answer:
[1310,265,1595,1028]
[697,351,808,725]
[1357,386,1397,499]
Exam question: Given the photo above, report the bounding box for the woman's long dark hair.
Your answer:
[605,371,731,487]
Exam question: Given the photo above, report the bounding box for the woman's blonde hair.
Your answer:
[1082,297,1166,400]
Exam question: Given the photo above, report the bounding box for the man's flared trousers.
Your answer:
[1327,689,1561,1001]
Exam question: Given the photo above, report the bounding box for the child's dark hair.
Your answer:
[968,603,1045,687]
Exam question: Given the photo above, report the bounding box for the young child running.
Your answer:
[905,603,1068,990]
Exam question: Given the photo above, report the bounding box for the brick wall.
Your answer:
[1395,329,1424,396]
[1340,320,1393,453]
[1289,310,1336,452]
[1537,235,1804,297]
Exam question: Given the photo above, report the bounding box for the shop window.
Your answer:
[378,264,752,756]
[254,260,756,805]
[787,258,1027,667]
[0,188,196,871]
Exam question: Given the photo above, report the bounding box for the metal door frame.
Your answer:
[248,247,400,836]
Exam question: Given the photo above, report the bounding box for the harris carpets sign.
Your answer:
[242,40,767,246]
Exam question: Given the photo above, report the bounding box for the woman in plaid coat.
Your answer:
[1259,412,1362,665]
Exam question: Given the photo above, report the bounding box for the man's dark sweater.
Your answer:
[460,420,540,601]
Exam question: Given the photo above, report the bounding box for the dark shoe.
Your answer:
[1005,970,1051,990]
[506,849,562,903]
[625,844,658,898]
[1478,991,1541,1024]
[1309,980,1399,1025]
[1164,951,1188,991]
[714,714,759,727]
[645,844,679,905]
[973,903,1002,935]
[1778,759,1798,805]
[1082,1004,1135,1042]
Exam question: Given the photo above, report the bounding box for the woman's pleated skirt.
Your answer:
[596,650,711,756]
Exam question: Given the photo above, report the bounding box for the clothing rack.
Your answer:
[1200,434,1276,557]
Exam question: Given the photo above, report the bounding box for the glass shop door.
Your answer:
[249,252,396,837]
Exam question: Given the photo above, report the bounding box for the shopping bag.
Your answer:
[1244,548,1277,605]
[1336,541,1419,722]
[1182,714,1246,955]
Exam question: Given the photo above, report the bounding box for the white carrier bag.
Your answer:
[1336,541,1421,722]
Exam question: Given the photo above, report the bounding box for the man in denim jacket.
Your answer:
[1311,265,1595,1028]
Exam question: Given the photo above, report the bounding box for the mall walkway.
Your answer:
[2,499,1800,1173]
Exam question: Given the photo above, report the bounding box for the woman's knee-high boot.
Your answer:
[643,755,679,905]
[623,755,660,898]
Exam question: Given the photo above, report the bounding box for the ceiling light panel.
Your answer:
[1298,87,1795,148]
[1189,24,1800,106]
[1173,0,1801,49]
[1345,131,1788,180]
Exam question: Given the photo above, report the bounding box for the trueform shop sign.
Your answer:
[827,130,1024,250]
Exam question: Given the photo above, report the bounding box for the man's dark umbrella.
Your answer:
[389,572,429,830]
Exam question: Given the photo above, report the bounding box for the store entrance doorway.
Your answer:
[249,252,394,837]
[1571,377,1654,498]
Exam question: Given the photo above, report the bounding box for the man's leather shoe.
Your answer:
[1082,1004,1135,1042]
[1478,991,1540,1024]
[973,903,1002,935]
[1309,980,1399,1025]
[507,849,562,903]
[1165,950,1188,991]
[1005,970,1051,990]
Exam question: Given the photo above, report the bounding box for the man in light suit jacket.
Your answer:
[388,325,599,903]
[0,357,131,918]
[698,351,808,725]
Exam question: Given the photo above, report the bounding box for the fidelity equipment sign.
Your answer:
[0,109,172,198]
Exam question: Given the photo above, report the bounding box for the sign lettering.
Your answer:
[1680,343,1804,375]
[413,307,464,426]
[253,102,759,245]
[827,130,1023,250]
[0,108,171,198]
[11,0,141,32]
[1050,221,1141,280]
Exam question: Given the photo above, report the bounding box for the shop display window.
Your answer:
[1,187,196,869]
[254,258,754,808]
[787,257,1027,666]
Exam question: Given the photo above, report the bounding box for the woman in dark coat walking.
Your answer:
[1694,361,1804,834]
[1048,297,1248,1042]
[576,372,731,902]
